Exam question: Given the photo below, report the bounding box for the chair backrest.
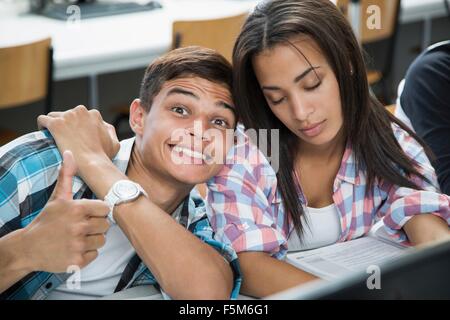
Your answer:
[336,0,400,44]
[385,104,396,114]
[172,12,248,62]
[0,37,52,110]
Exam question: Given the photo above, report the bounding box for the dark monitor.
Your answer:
[267,240,450,299]
[31,0,162,20]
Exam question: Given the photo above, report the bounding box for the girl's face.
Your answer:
[252,37,344,148]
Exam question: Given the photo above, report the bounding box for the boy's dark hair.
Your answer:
[139,46,233,111]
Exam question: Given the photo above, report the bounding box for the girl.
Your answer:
[206,0,450,297]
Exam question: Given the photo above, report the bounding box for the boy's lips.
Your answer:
[168,143,212,162]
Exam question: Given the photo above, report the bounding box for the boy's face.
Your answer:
[131,76,236,186]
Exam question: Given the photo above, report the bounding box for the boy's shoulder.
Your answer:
[0,130,62,229]
[0,130,61,181]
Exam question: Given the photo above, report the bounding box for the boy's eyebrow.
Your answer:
[216,101,235,112]
[167,87,199,99]
[215,101,237,125]
[167,86,236,118]
[261,66,321,91]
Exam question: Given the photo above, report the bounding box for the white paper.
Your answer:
[286,236,408,281]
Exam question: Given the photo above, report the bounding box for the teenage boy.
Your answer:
[0,47,240,300]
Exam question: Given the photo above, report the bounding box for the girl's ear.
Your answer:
[129,99,146,136]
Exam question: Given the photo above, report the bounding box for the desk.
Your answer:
[0,0,259,107]
[0,0,447,106]
[0,0,259,80]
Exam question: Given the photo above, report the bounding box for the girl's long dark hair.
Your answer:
[232,0,433,238]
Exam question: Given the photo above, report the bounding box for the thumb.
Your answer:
[50,150,77,201]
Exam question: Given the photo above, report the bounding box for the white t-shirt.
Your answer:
[46,222,135,300]
[46,203,184,300]
[287,204,342,252]
[394,79,415,131]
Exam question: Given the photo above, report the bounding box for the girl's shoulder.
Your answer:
[221,123,278,179]
[391,122,427,162]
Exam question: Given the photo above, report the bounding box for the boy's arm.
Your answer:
[38,106,234,299]
[0,151,110,294]
[0,229,33,294]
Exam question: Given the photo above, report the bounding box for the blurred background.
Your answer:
[0,0,449,143]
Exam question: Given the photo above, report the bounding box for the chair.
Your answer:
[0,37,53,145]
[336,0,401,103]
[386,104,396,114]
[172,12,248,62]
[112,13,248,137]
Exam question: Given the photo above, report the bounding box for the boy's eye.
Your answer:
[171,106,188,115]
[212,118,229,128]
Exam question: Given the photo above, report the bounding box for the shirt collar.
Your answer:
[112,137,136,174]
[335,140,364,185]
[273,140,364,204]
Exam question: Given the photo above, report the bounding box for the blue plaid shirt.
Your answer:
[0,130,241,300]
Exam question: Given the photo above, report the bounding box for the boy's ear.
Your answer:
[129,99,146,136]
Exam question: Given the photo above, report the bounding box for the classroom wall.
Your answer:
[1,16,449,139]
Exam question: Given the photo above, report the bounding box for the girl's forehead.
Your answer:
[257,36,326,64]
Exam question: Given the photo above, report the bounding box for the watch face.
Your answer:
[113,181,139,199]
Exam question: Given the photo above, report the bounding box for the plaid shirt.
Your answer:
[0,130,241,300]
[206,124,450,259]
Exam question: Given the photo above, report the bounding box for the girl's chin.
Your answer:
[297,131,340,146]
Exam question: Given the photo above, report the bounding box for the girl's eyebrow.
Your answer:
[294,66,321,83]
[261,66,321,91]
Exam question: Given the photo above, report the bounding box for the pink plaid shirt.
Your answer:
[206,124,450,259]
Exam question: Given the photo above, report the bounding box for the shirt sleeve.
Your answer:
[0,162,21,236]
[205,128,290,260]
[0,131,61,236]
[378,125,450,243]
[187,189,242,299]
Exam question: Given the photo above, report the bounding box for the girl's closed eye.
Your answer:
[303,71,323,91]
[304,81,321,91]
[270,96,286,105]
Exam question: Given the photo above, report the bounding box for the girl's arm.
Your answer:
[403,214,450,246]
[238,252,317,298]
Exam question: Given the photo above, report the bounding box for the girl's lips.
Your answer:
[299,120,326,137]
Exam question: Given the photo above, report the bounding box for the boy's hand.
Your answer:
[23,151,110,273]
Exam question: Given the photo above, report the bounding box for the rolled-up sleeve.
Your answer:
[205,130,290,260]
[380,125,450,242]
[187,214,241,299]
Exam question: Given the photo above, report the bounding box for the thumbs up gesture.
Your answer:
[22,151,110,273]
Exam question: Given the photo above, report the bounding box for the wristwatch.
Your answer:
[104,180,148,224]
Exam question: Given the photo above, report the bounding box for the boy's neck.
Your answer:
[126,146,193,215]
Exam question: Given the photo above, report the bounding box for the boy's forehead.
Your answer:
[161,77,233,103]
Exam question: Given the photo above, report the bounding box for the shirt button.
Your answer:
[45,282,53,289]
